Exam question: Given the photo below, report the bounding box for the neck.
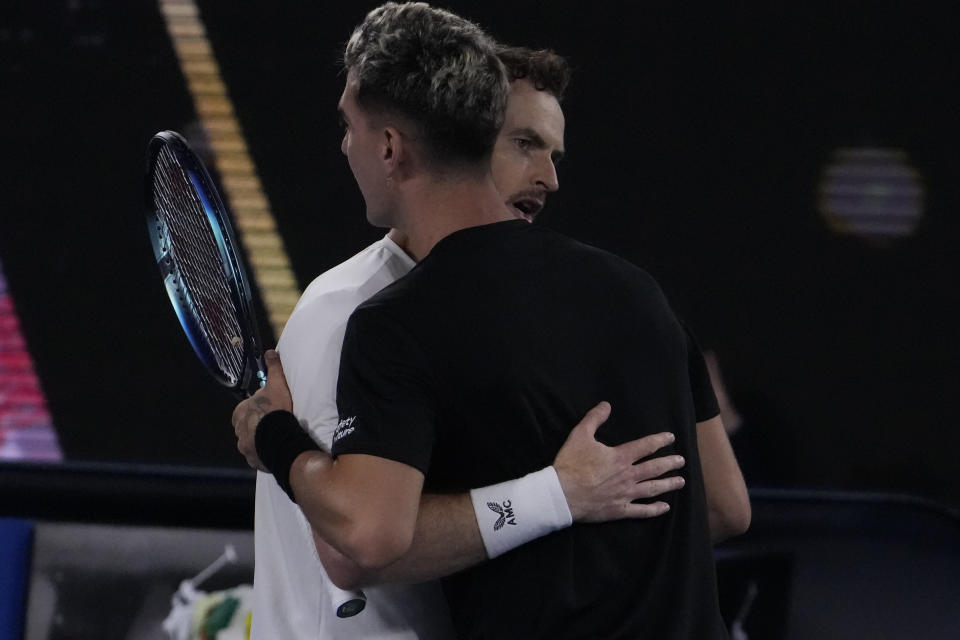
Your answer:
[392,174,513,261]
[386,228,411,256]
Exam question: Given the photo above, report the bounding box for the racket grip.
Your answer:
[329,583,367,618]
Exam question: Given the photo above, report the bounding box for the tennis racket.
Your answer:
[145,130,264,395]
[144,130,367,618]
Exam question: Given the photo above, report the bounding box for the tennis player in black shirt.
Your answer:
[234,3,749,638]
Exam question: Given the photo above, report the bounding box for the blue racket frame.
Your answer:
[145,130,266,395]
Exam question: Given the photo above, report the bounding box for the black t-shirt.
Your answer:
[334,220,726,639]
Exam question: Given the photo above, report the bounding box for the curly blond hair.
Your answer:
[344,2,508,172]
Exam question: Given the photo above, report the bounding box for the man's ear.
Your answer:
[381,126,406,179]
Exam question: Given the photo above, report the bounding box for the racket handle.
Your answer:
[329,583,367,618]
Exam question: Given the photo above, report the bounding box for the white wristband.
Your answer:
[469,466,573,559]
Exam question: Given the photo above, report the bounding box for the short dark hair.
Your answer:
[343,2,509,172]
[496,45,571,102]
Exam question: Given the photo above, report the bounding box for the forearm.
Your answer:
[697,415,751,543]
[289,451,375,565]
[238,355,427,572]
[308,402,688,587]
[317,492,486,589]
[290,450,424,571]
[318,466,573,588]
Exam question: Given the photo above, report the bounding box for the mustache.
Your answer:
[507,189,547,203]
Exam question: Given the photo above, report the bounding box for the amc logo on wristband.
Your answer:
[487,500,518,531]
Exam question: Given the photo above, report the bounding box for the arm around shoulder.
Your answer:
[314,402,691,589]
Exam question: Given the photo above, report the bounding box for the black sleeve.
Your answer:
[682,322,720,422]
[332,305,437,474]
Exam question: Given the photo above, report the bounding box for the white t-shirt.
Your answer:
[251,235,456,639]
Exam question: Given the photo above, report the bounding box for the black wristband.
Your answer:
[255,410,321,503]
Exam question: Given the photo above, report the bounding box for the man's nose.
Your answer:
[535,158,559,192]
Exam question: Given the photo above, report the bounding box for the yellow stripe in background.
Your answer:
[158,0,301,339]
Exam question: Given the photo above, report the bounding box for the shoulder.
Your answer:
[528,225,663,289]
[340,273,430,364]
[293,238,412,316]
[303,236,413,298]
[277,238,413,355]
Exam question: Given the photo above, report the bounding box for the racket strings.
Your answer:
[153,146,245,385]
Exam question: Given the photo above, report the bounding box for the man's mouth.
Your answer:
[508,196,544,223]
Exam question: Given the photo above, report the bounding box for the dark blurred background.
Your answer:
[3,2,960,639]
[2,0,959,500]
